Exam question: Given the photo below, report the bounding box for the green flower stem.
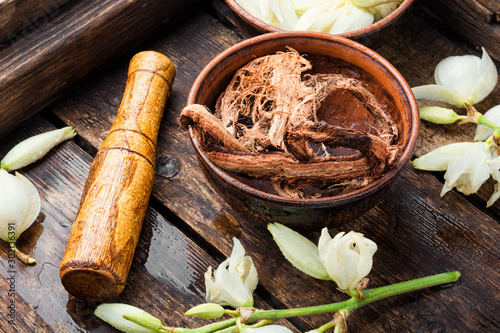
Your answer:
[179,317,238,333]
[464,103,500,139]
[314,320,336,333]
[184,271,459,333]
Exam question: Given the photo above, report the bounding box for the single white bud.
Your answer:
[1,126,76,171]
[184,303,225,319]
[94,303,160,333]
[268,223,329,280]
[419,106,461,124]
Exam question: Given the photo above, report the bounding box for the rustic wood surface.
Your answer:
[418,0,500,62]
[0,0,203,140]
[0,2,499,333]
[0,0,72,45]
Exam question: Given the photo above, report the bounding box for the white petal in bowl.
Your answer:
[294,1,344,32]
[270,0,298,29]
[292,0,334,14]
[328,4,374,34]
[475,105,500,142]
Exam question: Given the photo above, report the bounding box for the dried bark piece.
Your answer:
[285,122,392,175]
[180,104,250,152]
[205,149,371,183]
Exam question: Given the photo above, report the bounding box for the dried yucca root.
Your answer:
[180,49,402,198]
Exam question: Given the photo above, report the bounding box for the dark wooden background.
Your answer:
[0,1,499,332]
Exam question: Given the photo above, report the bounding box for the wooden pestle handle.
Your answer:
[60,51,175,301]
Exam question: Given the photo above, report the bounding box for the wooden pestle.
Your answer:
[60,51,175,301]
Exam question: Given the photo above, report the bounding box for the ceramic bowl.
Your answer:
[223,0,415,48]
[186,32,419,230]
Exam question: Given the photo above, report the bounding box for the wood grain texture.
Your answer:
[46,6,500,332]
[418,0,500,62]
[0,0,203,140]
[0,0,72,44]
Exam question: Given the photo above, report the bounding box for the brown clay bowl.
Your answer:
[223,0,415,48]
[186,32,419,230]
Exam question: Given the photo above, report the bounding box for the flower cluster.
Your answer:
[411,48,500,206]
[269,223,377,292]
[94,225,459,333]
[235,0,401,34]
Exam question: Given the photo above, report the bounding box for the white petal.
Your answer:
[413,142,474,171]
[292,0,336,14]
[0,169,40,243]
[16,172,41,233]
[468,142,493,193]
[487,170,500,207]
[328,4,374,34]
[351,232,377,288]
[444,145,477,186]
[434,48,497,105]
[369,2,399,19]
[1,127,76,172]
[294,2,343,32]
[269,0,284,22]
[243,325,294,333]
[0,169,24,243]
[268,223,330,280]
[411,84,464,106]
[94,303,158,333]
[475,105,500,141]
[441,142,491,196]
[274,0,298,29]
[469,48,498,104]
[204,267,221,303]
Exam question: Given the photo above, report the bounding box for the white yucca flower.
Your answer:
[412,48,497,107]
[0,168,40,263]
[204,238,258,308]
[318,229,377,291]
[413,142,500,206]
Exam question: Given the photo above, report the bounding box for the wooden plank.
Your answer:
[417,0,500,62]
[48,7,500,332]
[0,0,72,44]
[0,0,204,140]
